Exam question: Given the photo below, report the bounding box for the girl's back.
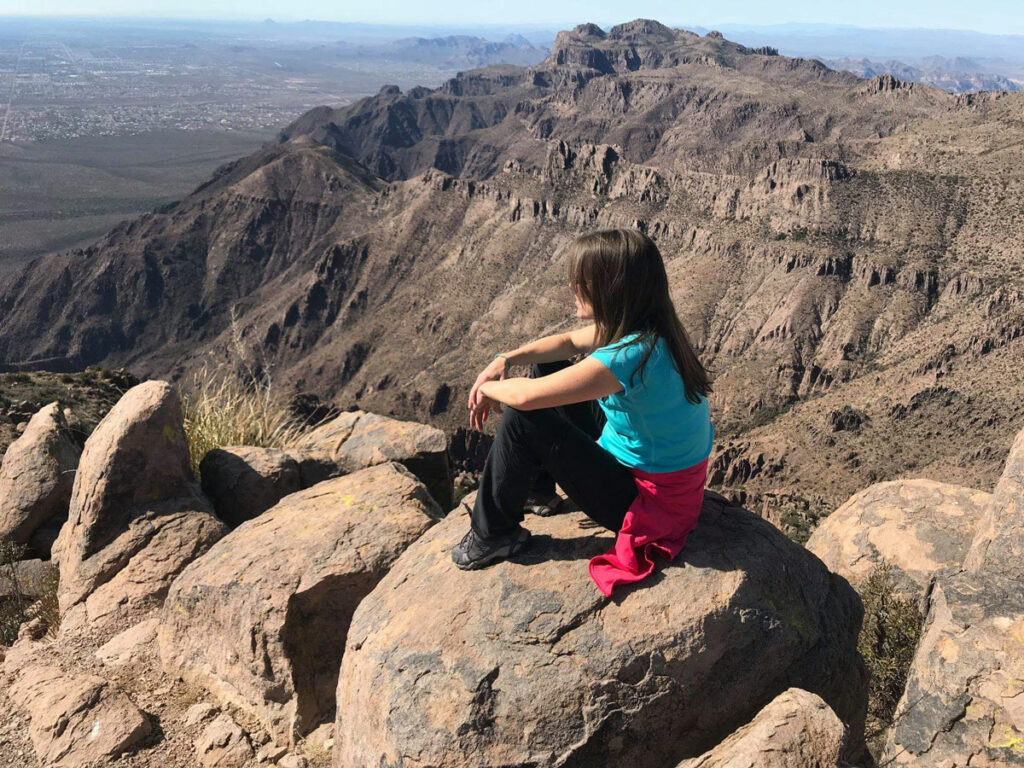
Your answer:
[590,331,713,473]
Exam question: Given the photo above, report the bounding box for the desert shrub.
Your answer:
[180,366,313,478]
[0,540,29,645]
[0,540,61,644]
[858,561,923,736]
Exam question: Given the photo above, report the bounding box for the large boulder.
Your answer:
[159,461,442,745]
[199,445,301,527]
[292,410,452,508]
[677,688,845,768]
[333,490,867,768]
[197,410,453,526]
[806,479,989,597]
[7,664,152,767]
[0,402,80,546]
[883,426,1024,766]
[56,380,227,629]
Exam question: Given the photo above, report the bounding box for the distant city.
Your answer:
[2,18,1023,144]
[0,19,546,143]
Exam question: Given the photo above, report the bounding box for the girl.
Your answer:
[453,228,714,596]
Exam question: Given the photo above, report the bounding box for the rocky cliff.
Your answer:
[1,19,1023,528]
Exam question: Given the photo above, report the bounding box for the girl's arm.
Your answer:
[479,356,622,411]
[494,323,599,367]
[468,324,599,417]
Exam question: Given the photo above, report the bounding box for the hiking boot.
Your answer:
[451,526,531,570]
[523,491,563,517]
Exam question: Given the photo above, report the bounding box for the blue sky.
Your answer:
[2,0,1023,35]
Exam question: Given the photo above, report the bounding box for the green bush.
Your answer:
[858,561,923,738]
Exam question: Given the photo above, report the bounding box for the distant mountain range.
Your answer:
[337,34,548,69]
[824,56,1021,93]
[2,19,1023,533]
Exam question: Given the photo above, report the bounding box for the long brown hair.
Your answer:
[566,228,712,404]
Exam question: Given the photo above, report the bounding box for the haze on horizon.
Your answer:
[3,0,1024,36]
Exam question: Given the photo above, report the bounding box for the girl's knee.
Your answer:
[501,406,563,438]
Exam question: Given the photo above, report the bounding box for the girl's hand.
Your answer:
[468,356,508,411]
[469,394,502,431]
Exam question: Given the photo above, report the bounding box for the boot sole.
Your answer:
[453,532,531,571]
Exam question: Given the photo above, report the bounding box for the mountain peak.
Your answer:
[570,23,605,39]
[607,18,676,41]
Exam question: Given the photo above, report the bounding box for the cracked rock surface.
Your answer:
[7,663,152,767]
[806,478,990,597]
[883,425,1024,766]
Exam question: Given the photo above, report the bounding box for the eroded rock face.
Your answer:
[678,687,845,768]
[199,446,301,527]
[963,426,1024,577]
[56,380,227,629]
[882,569,1024,766]
[160,462,442,745]
[883,425,1024,766]
[333,490,867,768]
[806,479,989,596]
[7,664,151,767]
[0,402,80,546]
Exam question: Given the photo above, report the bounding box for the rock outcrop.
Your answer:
[677,688,846,768]
[0,402,80,546]
[883,425,1024,766]
[56,381,227,629]
[198,410,452,526]
[160,462,442,745]
[806,479,990,596]
[290,410,452,508]
[7,664,151,767]
[962,425,1024,576]
[333,490,867,767]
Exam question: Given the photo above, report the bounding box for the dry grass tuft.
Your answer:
[26,566,60,640]
[180,365,313,478]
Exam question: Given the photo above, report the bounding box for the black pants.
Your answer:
[471,359,640,539]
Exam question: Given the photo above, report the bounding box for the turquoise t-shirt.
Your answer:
[589,331,714,473]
